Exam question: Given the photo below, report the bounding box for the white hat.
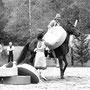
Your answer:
[55,13,61,20]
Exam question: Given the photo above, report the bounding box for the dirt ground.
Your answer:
[0,67,90,90]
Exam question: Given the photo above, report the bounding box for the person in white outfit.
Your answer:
[47,13,61,67]
[48,13,61,29]
[7,42,14,63]
[34,33,47,80]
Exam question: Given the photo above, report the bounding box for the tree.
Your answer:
[3,0,29,45]
[73,34,90,66]
[0,0,8,43]
[2,0,90,45]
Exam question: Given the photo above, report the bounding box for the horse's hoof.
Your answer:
[61,73,64,79]
[61,77,64,79]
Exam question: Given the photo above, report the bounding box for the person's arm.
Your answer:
[12,46,14,51]
[48,20,56,29]
[45,47,49,51]
[7,46,9,55]
[8,46,14,51]
[12,46,14,54]
[34,48,37,52]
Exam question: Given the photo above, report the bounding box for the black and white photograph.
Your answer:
[0,0,90,90]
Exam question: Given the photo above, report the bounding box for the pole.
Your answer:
[29,0,31,38]
[74,19,78,27]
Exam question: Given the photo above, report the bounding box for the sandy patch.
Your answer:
[0,67,90,90]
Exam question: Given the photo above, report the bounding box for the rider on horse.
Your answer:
[47,13,62,67]
[48,13,61,29]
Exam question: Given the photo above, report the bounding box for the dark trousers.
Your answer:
[8,54,13,63]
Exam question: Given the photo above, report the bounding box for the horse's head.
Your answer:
[64,20,81,37]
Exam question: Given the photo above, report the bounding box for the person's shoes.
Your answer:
[6,61,13,68]
[41,76,47,81]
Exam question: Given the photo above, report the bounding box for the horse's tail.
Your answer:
[17,42,30,65]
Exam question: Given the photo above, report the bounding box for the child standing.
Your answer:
[7,42,14,63]
[34,33,47,80]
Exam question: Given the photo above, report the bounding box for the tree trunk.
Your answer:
[71,47,74,66]
[81,58,84,66]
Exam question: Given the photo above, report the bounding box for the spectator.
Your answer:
[7,42,14,63]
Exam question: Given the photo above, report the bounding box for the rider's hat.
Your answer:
[54,13,61,20]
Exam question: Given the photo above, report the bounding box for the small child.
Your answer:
[7,42,14,63]
[34,33,47,80]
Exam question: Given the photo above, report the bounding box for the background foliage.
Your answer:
[73,34,90,66]
[0,0,90,45]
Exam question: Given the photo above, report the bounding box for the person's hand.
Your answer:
[34,48,37,52]
[7,51,9,55]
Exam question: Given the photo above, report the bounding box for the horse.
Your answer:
[17,20,80,79]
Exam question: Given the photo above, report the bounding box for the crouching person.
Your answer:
[34,33,47,81]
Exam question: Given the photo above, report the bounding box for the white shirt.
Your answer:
[34,41,46,52]
[7,46,14,55]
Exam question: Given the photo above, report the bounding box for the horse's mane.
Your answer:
[61,20,75,35]
[29,38,38,52]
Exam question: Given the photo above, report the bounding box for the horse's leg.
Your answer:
[63,56,68,76]
[58,56,64,79]
[29,52,36,66]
